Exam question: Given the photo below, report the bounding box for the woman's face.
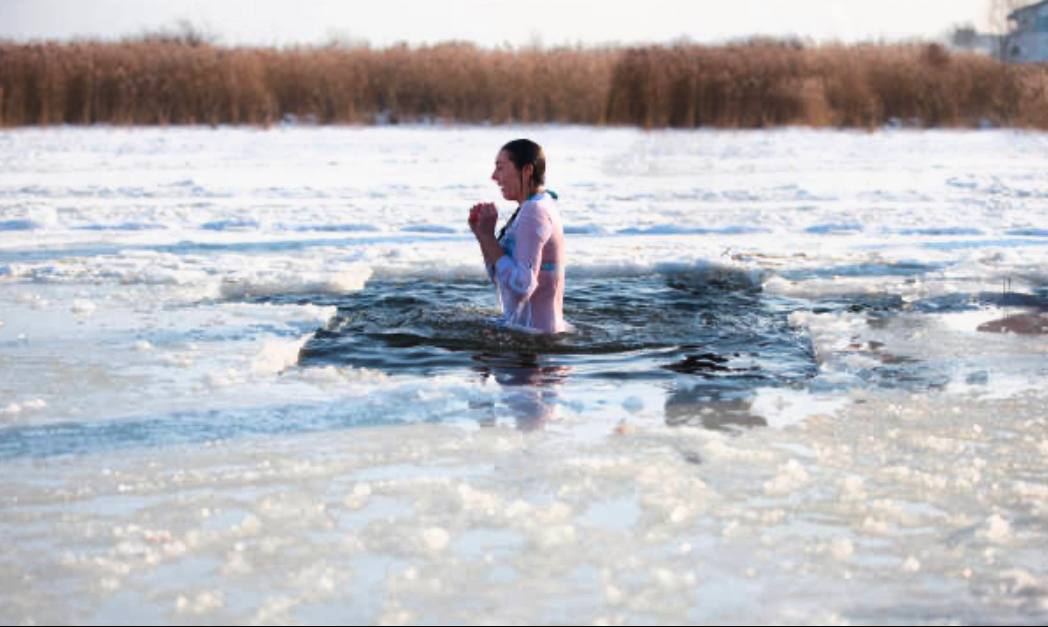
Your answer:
[491,150,527,202]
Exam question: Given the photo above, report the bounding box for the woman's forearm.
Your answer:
[476,233,504,269]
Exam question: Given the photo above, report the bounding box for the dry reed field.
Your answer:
[1,38,1046,129]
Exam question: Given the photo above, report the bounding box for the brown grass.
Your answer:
[1,39,1046,129]
[605,42,1047,129]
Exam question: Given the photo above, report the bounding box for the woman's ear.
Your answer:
[522,163,534,187]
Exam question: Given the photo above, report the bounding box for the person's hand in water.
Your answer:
[469,202,498,239]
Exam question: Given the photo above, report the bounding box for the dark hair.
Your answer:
[500,139,546,189]
[497,139,546,243]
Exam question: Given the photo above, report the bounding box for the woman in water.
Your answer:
[469,139,568,334]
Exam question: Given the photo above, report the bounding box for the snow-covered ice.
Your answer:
[1,125,1046,624]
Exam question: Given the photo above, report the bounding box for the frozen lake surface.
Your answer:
[1,125,1046,624]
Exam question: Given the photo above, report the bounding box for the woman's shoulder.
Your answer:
[522,191,559,219]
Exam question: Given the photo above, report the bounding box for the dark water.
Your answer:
[295,276,819,391]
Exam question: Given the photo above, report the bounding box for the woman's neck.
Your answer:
[520,186,544,204]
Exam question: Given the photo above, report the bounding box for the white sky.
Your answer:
[0,0,1003,48]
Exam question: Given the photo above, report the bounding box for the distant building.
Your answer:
[949,25,1001,57]
[1005,0,1048,62]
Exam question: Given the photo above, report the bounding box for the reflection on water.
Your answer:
[664,390,768,431]
[470,353,571,430]
[977,312,1048,334]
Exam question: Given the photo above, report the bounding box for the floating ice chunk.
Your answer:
[763,459,810,495]
[838,476,866,501]
[251,335,310,374]
[902,556,921,572]
[22,398,47,411]
[534,524,576,549]
[344,483,373,510]
[652,567,681,589]
[702,437,776,463]
[134,340,153,351]
[205,368,242,388]
[161,353,194,368]
[71,299,96,315]
[456,483,501,513]
[980,514,1012,543]
[298,365,343,383]
[1,403,22,416]
[175,591,224,614]
[222,551,252,576]
[537,502,573,524]
[220,264,372,298]
[421,527,450,552]
[235,514,262,535]
[504,499,532,518]
[830,538,855,560]
[861,517,890,535]
[294,364,387,386]
[915,435,961,454]
[16,293,50,309]
[252,596,300,625]
[328,268,372,293]
[998,569,1043,595]
[668,505,690,524]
